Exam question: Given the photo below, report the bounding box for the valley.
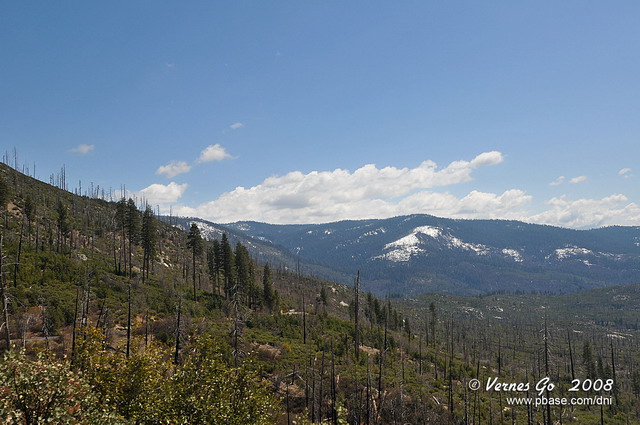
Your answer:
[1,162,639,424]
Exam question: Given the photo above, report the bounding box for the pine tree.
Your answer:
[23,195,35,237]
[207,246,216,294]
[114,198,127,274]
[429,301,437,346]
[262,264,275,312]
[209,239,223,295]
[140,205,157,281]
[125,199,140,277]
[0,174,9,208]
[320,286,328,306]
[583,340,596,379]
[186,223,203,300]
[221,233,235,298]
[234,243,253,306]
[56,200,70,252]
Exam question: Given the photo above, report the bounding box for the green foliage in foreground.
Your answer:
[0,331,279,425]
[0,350,126,425]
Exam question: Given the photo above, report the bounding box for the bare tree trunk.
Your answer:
[302,290,307,344]
[319,348,325,423]
[174,298,181,365]
[126,279,132,358]
[71,286,79,365]
[192,251,197,301]
[378,308,388,414]
[544,317,551,425]
[144,310,149,347]
[0,237,11,350]
[567,330,575,380]
[13,218,24,288]
[41,305,50,349]
[366,355,372,425]
[35,212,39,252]
[611,341,618,406]
[331,339,338,425]
[311,356,316,424]
[354,271,360,360]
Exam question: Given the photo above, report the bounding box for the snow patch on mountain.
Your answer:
[448,235,490,255]
[372,225,490,262]
[502,248,523,262]
[411,225,489,254]
[186,221,223,241]
[385,233,421,250]
[363,227,386,237]
[355,227,387,243]
[378,245,425,262]
[553,246,593,260]
[413,225,441,238]
[375,232,425,261]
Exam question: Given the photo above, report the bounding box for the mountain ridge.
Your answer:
[175,214,640,296]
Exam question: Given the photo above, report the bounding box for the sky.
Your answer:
[1,1,639,228]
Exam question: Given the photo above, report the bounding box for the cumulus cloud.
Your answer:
[619,168,632,178]
[136,182,188,205]
[156,160,192,178]
[528,194,640,229]
[229,122,244,130]
[170,151,516,223]
[569,175,588,184]
[157,150,639,228]
[69,144,95,155]
[549,176,565,186]
[469,151,504,167]
[197,144,232,163]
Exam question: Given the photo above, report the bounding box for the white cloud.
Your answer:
[136,182,188,205]
[619,168,632,178]
[69,144,95,155]
[569,175,587,184]
[229,122,244,130]
[550,175,588,186]
[549,176,565,186]
[197,144,232,163]
[469,151,504,167]
[162,151,639,229]
[156,160,192,178]
[528,194,640,229]
[172,151,514,223]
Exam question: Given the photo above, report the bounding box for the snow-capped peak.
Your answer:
[374,226,489,262]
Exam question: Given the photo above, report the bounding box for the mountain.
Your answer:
[212,215,640,296]
[4,162,640,424]
[163,216,349,284]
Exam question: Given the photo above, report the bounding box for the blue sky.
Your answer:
[2,1,639,227]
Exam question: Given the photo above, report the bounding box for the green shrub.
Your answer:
[0,350,126,425]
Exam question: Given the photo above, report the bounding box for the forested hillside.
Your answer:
[1,161,639,424]
[217,216,640,296]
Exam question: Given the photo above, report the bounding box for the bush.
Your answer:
[75,329,280,425]
[164,335,279,425]
[0,350,126,425]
